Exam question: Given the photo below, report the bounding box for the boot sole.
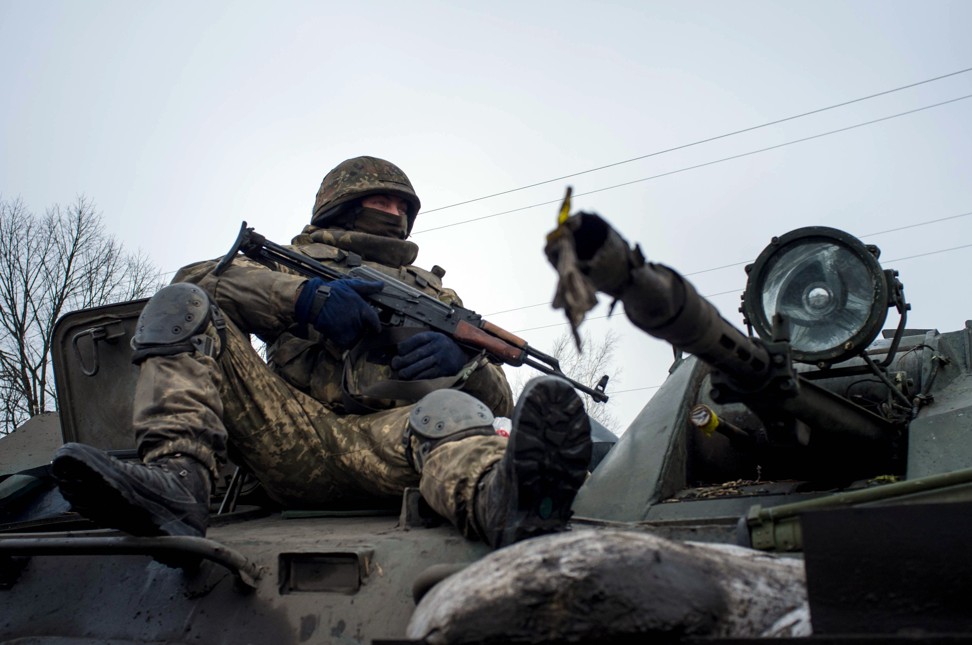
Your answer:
[52,445,203,538]
[502,377,592,546]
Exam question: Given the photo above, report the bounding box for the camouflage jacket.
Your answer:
[174,225,514,417]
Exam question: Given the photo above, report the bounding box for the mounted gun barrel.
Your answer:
[546,213,904,452]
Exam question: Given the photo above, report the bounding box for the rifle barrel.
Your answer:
[219,222,611,404]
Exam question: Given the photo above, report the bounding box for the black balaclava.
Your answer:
[331,202,407,240]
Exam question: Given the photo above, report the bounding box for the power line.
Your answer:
[161,93,972,280]
[624,210,972,282]
[163,207,972,285]
[421,66,972,215]
[488,301,551,316]
[607,385,663,395]
[529,243,972,398]
[859,210,972,239]
[886,242,972,264]
[509,287,744,333]
[414,93,972,235]
[507,240,972,335]
[162,208,972,308]
[617,209,972,280]
[485,208,972,317]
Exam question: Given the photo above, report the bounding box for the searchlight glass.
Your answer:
[743,227,889,365]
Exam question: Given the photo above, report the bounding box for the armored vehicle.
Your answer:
[1,216,970,643]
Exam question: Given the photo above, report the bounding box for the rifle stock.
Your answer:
[216,222,609,403]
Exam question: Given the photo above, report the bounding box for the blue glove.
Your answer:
[391,331,468,380]
[295,277,383,349]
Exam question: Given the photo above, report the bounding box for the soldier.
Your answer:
[51,156,591,548]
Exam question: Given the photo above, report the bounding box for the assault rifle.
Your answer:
[215,222,609,403]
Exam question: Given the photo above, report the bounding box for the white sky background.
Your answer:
[2,1,971,433]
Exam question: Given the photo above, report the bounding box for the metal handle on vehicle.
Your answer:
[0,534,262,590]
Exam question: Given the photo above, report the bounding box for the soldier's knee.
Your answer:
[131,283,226,364]
[405,389,497,473]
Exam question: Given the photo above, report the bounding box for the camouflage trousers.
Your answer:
[133,318,507,538]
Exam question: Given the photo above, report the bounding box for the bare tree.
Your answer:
[508,329,622,432]
[0,196,163,434]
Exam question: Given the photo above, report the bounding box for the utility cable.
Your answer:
[524,243,972,396]
[607,385,663,395]
[161,208,972,307]
[421,66,972,215]
[510,242,972,335]
[885,242,972,264]
[486,208,972,317]
[162,96,972,281]
[860,210,972,239]
[414,93,972,235]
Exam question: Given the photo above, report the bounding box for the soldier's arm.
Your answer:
[173,256,307,339]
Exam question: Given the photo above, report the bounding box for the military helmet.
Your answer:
[311,156,421,234]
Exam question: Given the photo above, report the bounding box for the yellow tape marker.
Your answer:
[557,185,573,225]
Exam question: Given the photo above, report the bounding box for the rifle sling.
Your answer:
[341,327,468,415]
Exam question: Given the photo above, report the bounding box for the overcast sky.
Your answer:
[2,1,971,431]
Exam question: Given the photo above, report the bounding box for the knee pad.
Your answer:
[131,283,226,364]
[406,389,496,473]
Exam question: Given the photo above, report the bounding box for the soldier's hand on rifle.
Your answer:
[391,331,467,380]
[295,277,383,349]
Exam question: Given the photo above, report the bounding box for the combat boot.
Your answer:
[52,442,211,538]
[474,376,592,548]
